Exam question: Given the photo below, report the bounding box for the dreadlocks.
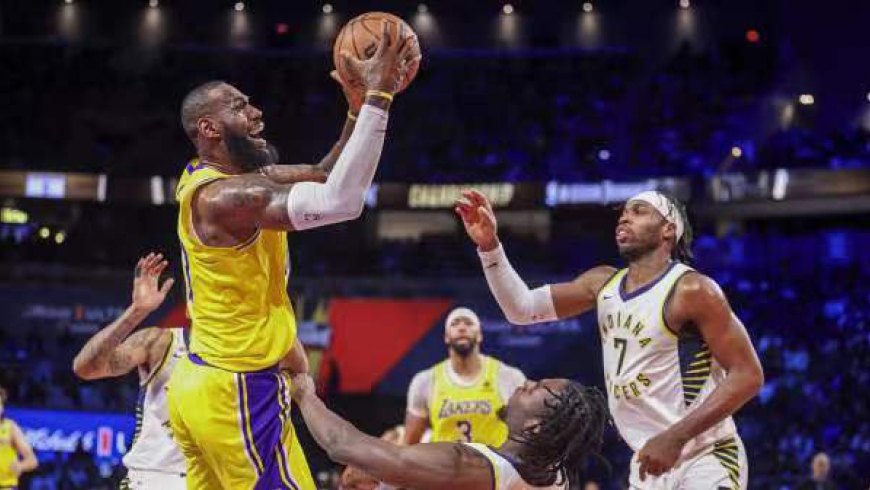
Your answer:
[510,382,612,487]
[659,191,694,263]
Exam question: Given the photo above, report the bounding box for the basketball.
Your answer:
[333,12,421,93]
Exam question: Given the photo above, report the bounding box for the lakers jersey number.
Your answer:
[429,358,509,446]
[596,262,737,456]
[176,159,296,372]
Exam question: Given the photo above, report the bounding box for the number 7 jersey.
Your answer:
[596,262,736,456]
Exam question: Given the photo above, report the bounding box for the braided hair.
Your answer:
[510,382,612,487]
[658,191,694,263]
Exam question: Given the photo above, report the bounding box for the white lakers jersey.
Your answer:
[596,262,736,457]
[123,328,187,474]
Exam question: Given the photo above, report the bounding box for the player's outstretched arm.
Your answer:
[291,374,492,490]
[278,337,309,374]
[456,189,615,324]
[203,22,417,233]
[636,273,764,479]
[73,253,174,380]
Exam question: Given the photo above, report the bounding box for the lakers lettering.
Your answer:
[437,398,493,418]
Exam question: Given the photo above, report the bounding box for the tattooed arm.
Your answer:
[197,93,392,237]
[196,30,414,239]
[73,253,175,380]
[258,116,354,184]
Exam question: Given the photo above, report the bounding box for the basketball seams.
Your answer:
[334,12,421,92]
[350,20,363,60]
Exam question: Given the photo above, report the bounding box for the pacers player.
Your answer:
[404,307,526,447]
[168,23,416,490]
[291,373,609,490]
[73,253,185,489]
[457,190,764,490]
[0,386,38,490]
[73,253,310,490]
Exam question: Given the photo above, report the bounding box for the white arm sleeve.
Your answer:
[478,243,558,325]
[497,364,527,403]
[286,104,388,230]
[406,369,432,418]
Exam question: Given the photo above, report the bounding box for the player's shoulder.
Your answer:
[411,365,437,384]
[4,418,22,432]
[490,357,524,376]
[671,269,730,314]
[673,269,724,298]
[582,264,621,294]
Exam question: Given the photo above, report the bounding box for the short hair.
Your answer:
[511,382,611,487]
[180,80,228,141]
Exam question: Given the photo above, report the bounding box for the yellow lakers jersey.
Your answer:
[176,158,296,372]
[0,419,18,486]
[429,357,509,446]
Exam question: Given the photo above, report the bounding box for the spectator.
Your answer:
[796,453,836,490]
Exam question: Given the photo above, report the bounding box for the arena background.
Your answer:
[0,0,868,489]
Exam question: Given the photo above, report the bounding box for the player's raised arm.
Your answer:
[201,22,417,234]
[456,189,615,324]
[72,253,174,380]
[290,374,492,490]
[260,70,366,185]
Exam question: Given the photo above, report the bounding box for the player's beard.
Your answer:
[225,132,278,172]
[617,233,660,263]
[448,338,478,358]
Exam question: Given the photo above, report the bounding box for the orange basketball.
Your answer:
[333,12,421,94]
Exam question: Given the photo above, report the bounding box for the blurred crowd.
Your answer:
[1,42,868,183]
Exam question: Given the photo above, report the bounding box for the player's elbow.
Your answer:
[328,189,366,223]
[748,363,765,395]
[738,362,764,398]
[505,313,533,326]
[72,358,99,381]
[503,306,537,326]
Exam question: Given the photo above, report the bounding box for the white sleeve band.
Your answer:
[497,364,527,403]
[478,243,558,325]
[406,369,431,418]
[286,104,388,230]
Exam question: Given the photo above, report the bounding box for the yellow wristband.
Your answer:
[365,90,394,102]
[347,111,358,121]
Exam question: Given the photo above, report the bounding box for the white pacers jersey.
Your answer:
[596,262,736,458]
[464,443,567,490]
[122,328,187,474]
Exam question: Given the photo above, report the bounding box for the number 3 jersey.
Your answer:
[596,262,737,456]
[406,356,526,446]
